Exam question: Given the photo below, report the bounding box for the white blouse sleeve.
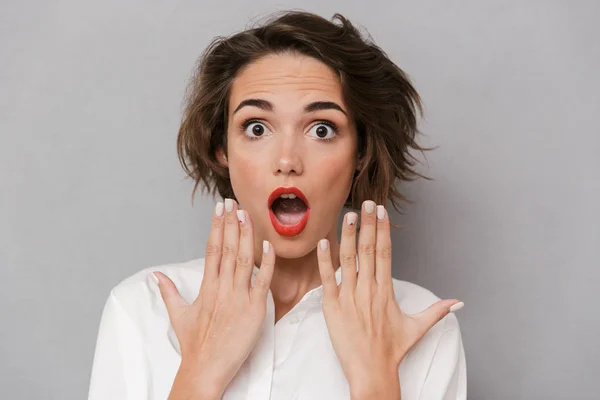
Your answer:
[418,314,467,400]
[88,290,151,400]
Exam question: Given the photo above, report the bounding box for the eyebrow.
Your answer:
[232,99,347,116]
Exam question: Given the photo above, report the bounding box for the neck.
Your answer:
[255,227,340,324]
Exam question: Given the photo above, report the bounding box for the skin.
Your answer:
[154,52,463,400]
[218,52,359,322]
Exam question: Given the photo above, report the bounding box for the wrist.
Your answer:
[349,369,400,400]
[169,360,226,400]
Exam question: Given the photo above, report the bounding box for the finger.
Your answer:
[250,240,275,304]
[357,200,377,288]
[317,239,339,302]
[218,198,239,294]
[412,299,464,337]
[199,202,225,301]
[339,212,358,294]
[375,205,393,291]
[153,271,189,318]
[233,209,255,293]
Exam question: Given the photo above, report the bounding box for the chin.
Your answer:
[268,235,316,260]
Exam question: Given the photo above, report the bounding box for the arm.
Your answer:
[88,291,150,400]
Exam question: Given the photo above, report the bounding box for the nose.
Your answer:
[272,132,304,176]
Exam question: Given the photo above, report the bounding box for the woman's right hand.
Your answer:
[153,198,275,400]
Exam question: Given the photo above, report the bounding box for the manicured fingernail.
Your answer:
[347,213,357,226]
[263,240,270,254]
[236,210,245,224]
[319,239,328,251]
[151,272,159,284]
[450,301,464,313]
[364,201,375,214]
[376,205,386,221]
[215,202,224,217]
[225,198,233,212]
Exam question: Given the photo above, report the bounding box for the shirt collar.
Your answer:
[250,264,344,304]
[169,261,352,355]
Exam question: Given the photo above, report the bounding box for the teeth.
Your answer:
[279,193,297,199]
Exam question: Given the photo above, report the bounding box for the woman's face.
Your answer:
[219,52,358,258]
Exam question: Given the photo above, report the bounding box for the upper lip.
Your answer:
[268,186,310,208]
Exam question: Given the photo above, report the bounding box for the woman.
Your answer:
[88,11,466,400]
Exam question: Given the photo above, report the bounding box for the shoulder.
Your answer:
[391,278,463,363]
[108,257,208,315]
[391,278,466,397]
[90,258,211,379]
[391,277,460,333]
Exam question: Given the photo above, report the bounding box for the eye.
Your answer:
[242,120,271,140]
[308,121,338,141]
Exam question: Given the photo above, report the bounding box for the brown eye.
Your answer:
[244,122,270,139]
[252,124,264,135]
[308,122,337,141]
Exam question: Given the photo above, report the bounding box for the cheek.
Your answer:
[228,153,262,200]
[317,157,355,205]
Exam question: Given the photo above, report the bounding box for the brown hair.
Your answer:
[177,10,434,224]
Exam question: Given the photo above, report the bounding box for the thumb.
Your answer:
[152,271,189,317]
[412,299,464,335]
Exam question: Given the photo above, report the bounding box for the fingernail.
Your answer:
[225,198,233,212]
[150,272,159,285]
[376,205,386,221]
[236,209,246,224]
[263,240,270,254]
[215,202,224,217]
[450,301,464,313]
[364,201,375,214]
[319,239,328,251]
[347,213,357,226]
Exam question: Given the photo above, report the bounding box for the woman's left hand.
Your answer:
[317,200,463,400]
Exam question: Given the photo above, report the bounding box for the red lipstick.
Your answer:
[268,186,311,237]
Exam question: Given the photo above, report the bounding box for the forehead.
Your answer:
[229,53,344,104]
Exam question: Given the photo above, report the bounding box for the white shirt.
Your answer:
[88,257,466,399]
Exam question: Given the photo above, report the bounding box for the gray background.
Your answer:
[2,0,598,399]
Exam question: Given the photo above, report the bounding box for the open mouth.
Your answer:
[268,187,311,237]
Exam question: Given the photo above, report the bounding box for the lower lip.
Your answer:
[269,208,311,237]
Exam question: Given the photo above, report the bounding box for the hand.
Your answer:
[317,200,463,400]
[153,198,275,400]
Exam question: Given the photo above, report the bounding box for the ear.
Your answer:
[355,156,363,172]
[216,147,228,167]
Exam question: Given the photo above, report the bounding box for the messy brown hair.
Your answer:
[177,10,434,222]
